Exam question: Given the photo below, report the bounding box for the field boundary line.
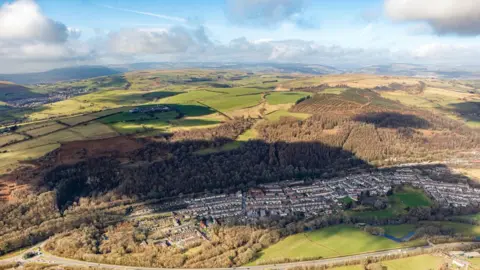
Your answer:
[196,101,232,120]
[1,110,124,148]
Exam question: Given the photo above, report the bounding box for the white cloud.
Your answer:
[199,37,396,66]
[225,0,314,28]
[385,0,480,36]
[0,0,95,72]
[0,0,68,43]
[106,26,212,55]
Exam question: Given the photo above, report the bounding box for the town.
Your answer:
[7,86,94,108]
[129,167,479,221]
[122,167,480,248]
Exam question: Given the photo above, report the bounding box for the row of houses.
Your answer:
[129,168,480,222]
[177,169,480,220]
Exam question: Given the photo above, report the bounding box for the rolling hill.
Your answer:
[0,66,122,84]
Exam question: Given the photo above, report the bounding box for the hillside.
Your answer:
[0,71,479,268]
[0,82,43,102]
[0,66,122,84]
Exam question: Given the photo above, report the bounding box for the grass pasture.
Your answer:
[394,187,432,208]
[195,128,258,155]
[0,143,60,174]
[0,120,118,174]
[23,123,66,137]
[69,122,118,139]
[381,254,445,270]
[104,112,178,135]
[59,114,98,126]
[469,258,480,268]
[349,187,432,218]
[266,110,311,122]
[202,94,263,112]
[0,133,27,146]
[379,86,480,127]
[250,225,421,265]
[266,92,310,105]
[161,90,223,104]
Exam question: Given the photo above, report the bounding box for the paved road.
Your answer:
[0,242,473,270]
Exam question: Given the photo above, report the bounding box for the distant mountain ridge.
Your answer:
[110,62,343,75]
[1,63,479,85]
[0,66,122,85]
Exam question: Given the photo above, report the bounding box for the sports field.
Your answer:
[250,225,420,265]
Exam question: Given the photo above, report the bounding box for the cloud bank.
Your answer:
[107,27,211,55]
[385,0,480,36]
[1,0,479,72]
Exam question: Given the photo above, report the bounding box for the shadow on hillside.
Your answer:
[142,91,181,101]
[353,112,431,129]
[42,138,372,210]
[94,75,128,88]
[0,84,45,103]
[0,104,50,126]
[449,101,480,123]
[91,91,181,105]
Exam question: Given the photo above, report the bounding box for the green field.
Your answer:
[379,87,480,128]
[349,187,432,218]
[161,90,223,104]
[195,128,258,155]
[381,254,445,270]
[250,225,421,265]
[202,94,263,112]
[23,123,66,137]
[469,258,480,267]
[0,120,118,174]
[237,128,258,141]
[266,110,311,122]
[266,92,310,105]
[394,187,432,207]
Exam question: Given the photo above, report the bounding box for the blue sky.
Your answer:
[0,0,480,72]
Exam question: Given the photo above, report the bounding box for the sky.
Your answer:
[0,0,480,73]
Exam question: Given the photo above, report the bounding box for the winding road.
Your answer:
[0,241,474,270]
